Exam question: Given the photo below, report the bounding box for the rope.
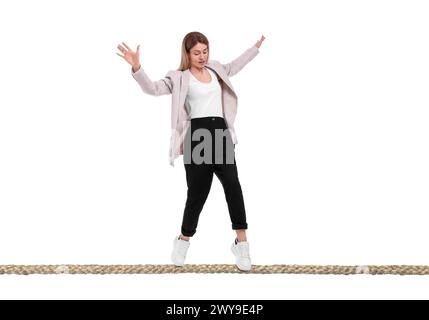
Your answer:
[1,264,429,275]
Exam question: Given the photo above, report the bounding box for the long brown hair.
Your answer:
[177,32,210,71]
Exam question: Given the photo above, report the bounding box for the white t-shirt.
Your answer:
[185,67,224,119]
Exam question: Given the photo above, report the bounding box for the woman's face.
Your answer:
[189,42,208,69]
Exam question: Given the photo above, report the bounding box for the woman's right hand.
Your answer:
[117,42,141,71]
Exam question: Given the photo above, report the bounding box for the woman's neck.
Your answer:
[190,65,205,74]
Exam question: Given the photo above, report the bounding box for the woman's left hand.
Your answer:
[255,35,266,49]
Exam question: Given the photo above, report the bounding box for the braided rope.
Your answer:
[1,264,429,275]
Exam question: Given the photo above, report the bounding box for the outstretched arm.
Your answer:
[131,67,173,96]
[117,41,173,96]
[220,35,266,77]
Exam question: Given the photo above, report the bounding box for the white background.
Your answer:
[1,0,429,299]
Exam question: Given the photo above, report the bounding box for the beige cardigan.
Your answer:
[131,44,260,167]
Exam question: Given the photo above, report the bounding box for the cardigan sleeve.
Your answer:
[131,67,173,96]
[219,45,260,77]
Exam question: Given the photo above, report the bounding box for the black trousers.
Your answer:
[181,116,248,237]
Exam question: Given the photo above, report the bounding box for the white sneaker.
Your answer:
[231,239,252,271]
[171,235,190,266]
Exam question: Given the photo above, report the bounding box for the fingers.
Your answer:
[122,42,131,50]
[117,44,127,54]
[116,42,140,63]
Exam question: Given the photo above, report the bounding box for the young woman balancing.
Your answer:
[117,32,265,271]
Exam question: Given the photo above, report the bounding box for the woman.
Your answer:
[117,32,265,271]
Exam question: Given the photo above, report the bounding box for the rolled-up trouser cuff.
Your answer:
[232,223,248,230]
[181,228,196,237]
